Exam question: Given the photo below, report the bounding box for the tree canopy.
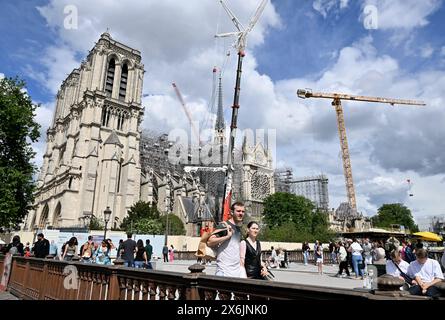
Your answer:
[371,203,418,232]
[0,77,40,229]
[261,193,333,242]
[120,201,185,235]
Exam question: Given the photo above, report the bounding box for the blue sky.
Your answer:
[1,0,445,224]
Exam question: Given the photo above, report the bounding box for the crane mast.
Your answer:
[297,89,425,213]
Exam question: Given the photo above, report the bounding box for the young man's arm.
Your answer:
[207,227,233,248]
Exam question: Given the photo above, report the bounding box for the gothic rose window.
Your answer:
[251,171,271,201]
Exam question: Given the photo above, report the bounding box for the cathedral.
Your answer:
[24,33,275,236]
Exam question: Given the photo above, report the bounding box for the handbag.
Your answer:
[195,222,229,260]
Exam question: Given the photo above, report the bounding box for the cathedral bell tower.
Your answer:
[26,32,144,230]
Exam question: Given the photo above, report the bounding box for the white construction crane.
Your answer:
[215,0,268,221]
[297,89,425,213]
[172,82,201,145]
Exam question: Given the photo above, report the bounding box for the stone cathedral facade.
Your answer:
[24,33,275,234]
[25,32,144,230]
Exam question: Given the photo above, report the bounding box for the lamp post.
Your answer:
[103,207,112,240]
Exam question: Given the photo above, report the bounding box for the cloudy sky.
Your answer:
[1,0,444,223]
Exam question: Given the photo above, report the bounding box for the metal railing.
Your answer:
[0,255,435,300]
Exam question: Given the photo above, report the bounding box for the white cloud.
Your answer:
[33,1,445,218]
[363,0,441,30]
[313,0,349,18]
[0,73,4,79]
[420,43,434,58]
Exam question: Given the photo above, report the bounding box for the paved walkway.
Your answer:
[155,260,368,290]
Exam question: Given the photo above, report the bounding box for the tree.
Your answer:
[263,193,314,232]
[120,201,160,231]
[89,216,104,230]
[160,214,186,236]
[261,193,333,242]
[131,218,164,235]
[0,77,40,229]
[371,203,418,232]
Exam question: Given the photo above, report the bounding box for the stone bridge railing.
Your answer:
[1,255,440,300]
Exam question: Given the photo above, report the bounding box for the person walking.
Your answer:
[302,241,310,266]
[329,241,336,266]
[62,237,78,261]
[122,233,137,267]
[32,233,50,258]
[315,242,324,275]
[134,240,148,269]
[336,241,350,277]
[350,238,364,279]
[94,240,111,265]
[144,239,153,269]
[240,221,268,279]
[162,244,169,262]
[207,202,245,278]
[169,245,175,263]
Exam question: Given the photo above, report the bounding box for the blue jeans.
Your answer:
[352,255,364,277]
[134,261,145,269]
[124,259,134,267]
[303,251,308,265]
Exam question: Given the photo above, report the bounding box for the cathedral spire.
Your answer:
[214,73,225,144]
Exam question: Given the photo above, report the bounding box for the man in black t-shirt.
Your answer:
[33,233,50,258]
[122,233,137,267]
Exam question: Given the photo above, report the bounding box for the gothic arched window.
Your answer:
[119,63,128,101]
[105,58,115,97]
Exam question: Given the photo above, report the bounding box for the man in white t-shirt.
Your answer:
[207,202,245,278]
[407,248,444,299]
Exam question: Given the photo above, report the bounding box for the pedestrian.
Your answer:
[302,241,310,265]
[407,248,444,299]
[207,202,245,277]
[349,238,364,279]
[162,244,169,262]
[49,240,59,259]
[169,245,175,262]
[134,240,148,268]
[32,233,50,258]
[117,239,124,259]
[316,242,323,275]
[314,240,320,266]
[122,233,137,267]
[240,221,268,279]
[144,239,153,269]
[62,237,78,261]
[94,240,111,265]
[362,238,372,266]
[6,235,24,256]
[80,236,94,263]
[336,241,350,277]
[329,241,336,266]
[269,246,277,266]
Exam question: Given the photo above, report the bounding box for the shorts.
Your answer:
[316,257,323,264]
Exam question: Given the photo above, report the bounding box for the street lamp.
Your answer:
[103,207,112,240]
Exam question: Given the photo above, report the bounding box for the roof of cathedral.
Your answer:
[104,131,123,148]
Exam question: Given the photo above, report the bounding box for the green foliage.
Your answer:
[261,193,334,242]
[89,216,104,230]
[371,203,418,232]
[119,201,185,235]
[120,201,160,231]
[160,214,186,236]
[0,77,40,228]
[263,192,314,231]
[131,218,164,235]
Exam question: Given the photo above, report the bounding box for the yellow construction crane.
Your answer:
[297,89,425,213]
